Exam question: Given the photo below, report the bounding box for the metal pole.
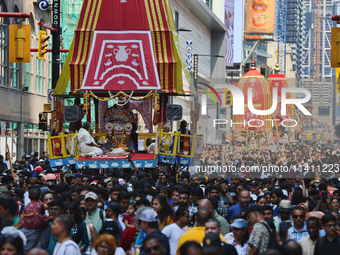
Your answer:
[192,54,198,133]
[52,0,60,89]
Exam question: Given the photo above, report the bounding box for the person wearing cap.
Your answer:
[226,219,249,255]
[162,208,189,255]
[250,180,264,200]
[78,122,103,157]
[298,216,320,255]
[136,208,170,255]
[104,202,123,242]
[84,192,106,233]
[202,233,237,255]
[246,205,271,255]
[45,173,57,186]
[273,200,292,231]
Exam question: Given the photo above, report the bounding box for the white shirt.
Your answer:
[118,214,126,231]
[24,191,31,207]
[53,239,81,255]
[162,223,187,255]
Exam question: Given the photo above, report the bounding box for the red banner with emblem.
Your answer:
[81,31,160,91]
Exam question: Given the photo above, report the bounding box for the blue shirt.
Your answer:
[227,203,255,222]
[287,222,309,242]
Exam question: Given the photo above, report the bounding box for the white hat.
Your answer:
[1,226,27,246]
[85,192,98,200]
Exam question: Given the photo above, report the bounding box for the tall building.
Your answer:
[302,0,335,82]
[286,0,307,78]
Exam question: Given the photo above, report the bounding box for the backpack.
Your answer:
[259,222,280,250]
[99,209,105,225]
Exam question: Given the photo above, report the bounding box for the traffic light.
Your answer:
[38,31,49,60]
[225,88,233,105]
[9,24,31,63]
[331,28,340,67]
[39,112,48,131]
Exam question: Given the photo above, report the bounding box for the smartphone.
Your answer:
[279,223,288,241]
[322,193,327,202]
[128,155,132,161]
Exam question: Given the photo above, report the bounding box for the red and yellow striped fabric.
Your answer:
[69,0,185,94]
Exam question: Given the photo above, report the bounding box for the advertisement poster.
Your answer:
[245,0,276,34]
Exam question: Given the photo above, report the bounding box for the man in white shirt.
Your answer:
[162,207,189,255]
[51,214,81,255]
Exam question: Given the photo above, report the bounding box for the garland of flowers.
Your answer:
[119,127,127,149]
[112,126,117,147]
[89,90,153,102]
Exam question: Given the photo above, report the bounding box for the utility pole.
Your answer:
[52,0,60,89]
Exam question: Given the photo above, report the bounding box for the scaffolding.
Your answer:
[277,0,287,75]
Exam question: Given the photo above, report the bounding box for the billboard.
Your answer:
[245,0,275,34]
[225,0,234,66]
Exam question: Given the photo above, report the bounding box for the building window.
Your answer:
[10,63,19,88]
[0,3,8,87]
[35,36,45,94]
[206,0,213,9]
[174,11,179,30]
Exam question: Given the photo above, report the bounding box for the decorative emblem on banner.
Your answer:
[81,31,161,91]
[38,0,49,11]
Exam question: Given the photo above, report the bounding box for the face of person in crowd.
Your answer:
[292,209,305,228]
[1,242,17,255]
[230,178,239,186]
[250,185,260,196]
[43,193,54,205]
[307,220,319,240]
[107,181,114,191]
[287,178,294,186]
[48,205,63,218]
[239,190,251,208]
[79,199,86,209]
[172,191,179,205]
[192,178,200,185]
[232,227,246,242]
[323,220,337,236]
[264,209,274,221]
[334,193,340,200]
[209,189,220,199]
[270,193,280,205]
[143,238,166,255]
[160,176,167,185]
[279,210,291,221]
[204,222,220,235]
[257,198,266,206]
[71,192,80,202]
[179,193,189,208]
[183,178,189,185]
[152,199,163,213]
[65,209,75,219]
[186,246,203,255]
[80,190,89,197]
[85,198,97,212]
[82,177,90,188]
[331,211,340,222]
[51,218,62,237]
[110,191,120,203]
[180,211,190,226]
[119,198,129,212]
[96,241,113,255]
[332,199,340,210]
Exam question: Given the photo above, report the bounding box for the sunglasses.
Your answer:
[83,180,90,182]
[145,245,161,254]
[292,215,304,219]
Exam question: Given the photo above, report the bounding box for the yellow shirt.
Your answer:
[176,227,226,255]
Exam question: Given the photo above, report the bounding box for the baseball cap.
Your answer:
[107,203,122,214]
[202,233,224,254]
[72,173,82,178]
[45,173,56,181]
[138,208,158,222]
[30,152,34,156]
[39,159,44,163]
[278,200,291,213]
[250,180,259,186]
[85,192,98,200]
[90,180,98,186]
[230,219,248,229]
[118,178,126,186]
[245,205,264,218]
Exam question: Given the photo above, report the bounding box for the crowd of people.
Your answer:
[0,142,339,255]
